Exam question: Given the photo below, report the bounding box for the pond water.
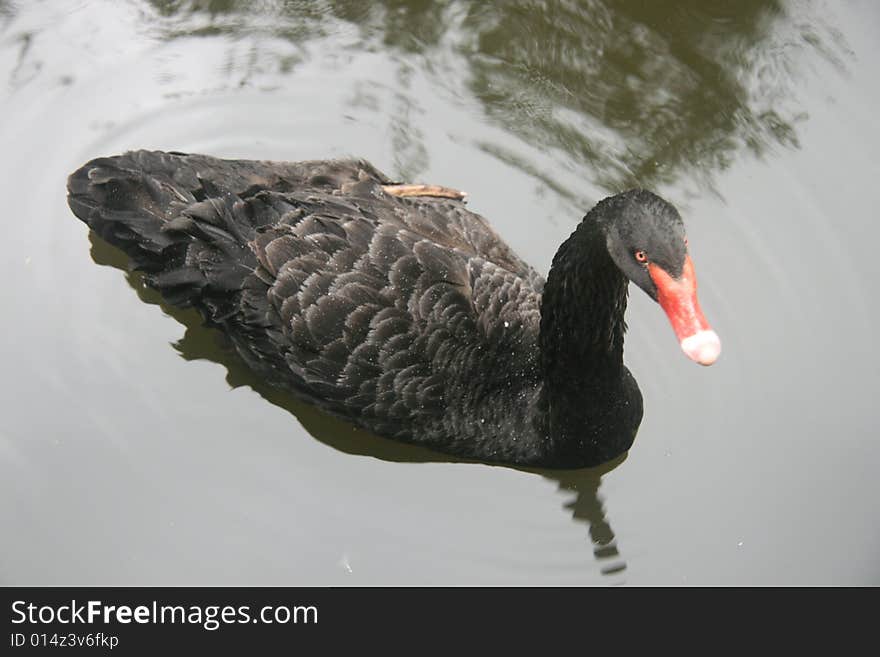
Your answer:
[1,0,877,585]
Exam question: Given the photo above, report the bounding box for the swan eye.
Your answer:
[684,237,689,247]
[634,250,648,263]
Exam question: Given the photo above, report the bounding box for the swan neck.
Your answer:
[540,215,628,381]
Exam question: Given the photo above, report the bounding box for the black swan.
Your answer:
[67,150,720,468]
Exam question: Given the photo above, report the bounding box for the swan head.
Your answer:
[599,190,721,366]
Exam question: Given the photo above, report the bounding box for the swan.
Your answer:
[67,150,720,468]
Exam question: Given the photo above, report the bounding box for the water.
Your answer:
[1,0,877,585]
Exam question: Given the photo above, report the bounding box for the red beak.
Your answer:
[647,256,721,366]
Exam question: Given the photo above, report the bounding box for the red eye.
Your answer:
[634,250,647,263]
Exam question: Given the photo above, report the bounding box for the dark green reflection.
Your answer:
[143,0,847,194]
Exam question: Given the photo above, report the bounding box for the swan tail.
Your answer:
[66,150,257,317]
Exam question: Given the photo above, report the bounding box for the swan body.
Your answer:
[67,150,718,468]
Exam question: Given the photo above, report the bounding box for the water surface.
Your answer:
[1,0,878,584]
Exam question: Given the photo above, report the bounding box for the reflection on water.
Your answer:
[0,0,850,196]
[89,229,629,577]
[551,461,628,576]
[134,0,849,196]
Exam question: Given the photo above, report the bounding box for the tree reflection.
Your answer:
[143,0,848,193]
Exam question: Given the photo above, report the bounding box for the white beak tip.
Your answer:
[680,330,721,366]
